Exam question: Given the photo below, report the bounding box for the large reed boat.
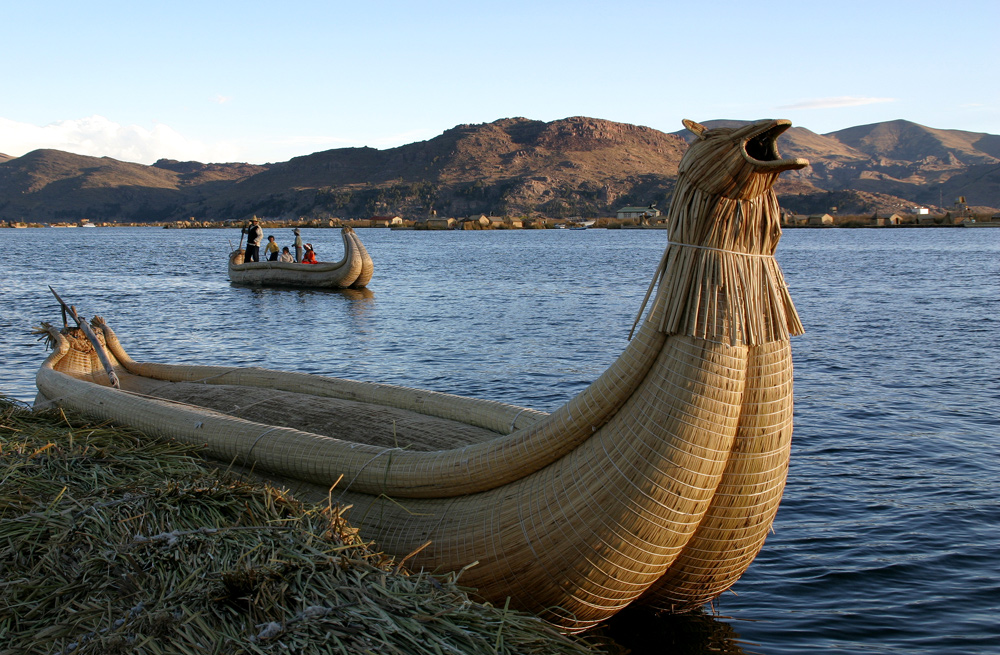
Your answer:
[36,118,808,632]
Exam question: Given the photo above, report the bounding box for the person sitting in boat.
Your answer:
[301,243,318,264]
[264,235,280,261]
[241,217,263,262]
[279,246,294,263]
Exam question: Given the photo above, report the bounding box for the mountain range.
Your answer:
[2,116,999,223]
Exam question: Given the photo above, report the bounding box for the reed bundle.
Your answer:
[0,398,599,655]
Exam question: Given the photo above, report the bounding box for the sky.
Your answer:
[2,0,997,165]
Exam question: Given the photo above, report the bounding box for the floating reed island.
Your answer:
[33,118,809,633]
[229,226,373,289]
[0,397,601,654]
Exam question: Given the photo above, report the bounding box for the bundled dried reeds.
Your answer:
[0,397,602,655]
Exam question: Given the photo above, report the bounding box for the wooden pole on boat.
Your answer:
[48,286,120,389]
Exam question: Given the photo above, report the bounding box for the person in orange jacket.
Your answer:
[301,243,318,264]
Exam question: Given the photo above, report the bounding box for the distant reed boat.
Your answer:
[228,226,373,288]
[35,119,808,632]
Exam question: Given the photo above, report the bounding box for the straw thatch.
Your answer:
[0,397,601,655]
[229,226,373,288]
[33,118,809,632]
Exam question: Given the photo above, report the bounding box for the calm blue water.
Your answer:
[1,226,998,654]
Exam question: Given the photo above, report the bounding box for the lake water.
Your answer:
[1,226,998,654]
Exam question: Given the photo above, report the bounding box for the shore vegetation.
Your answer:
[0,397,608,655]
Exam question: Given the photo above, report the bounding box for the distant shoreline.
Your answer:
[0,215,1000,232]
[2,222,990,230]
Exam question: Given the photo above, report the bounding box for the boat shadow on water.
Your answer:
[600,608,752,655]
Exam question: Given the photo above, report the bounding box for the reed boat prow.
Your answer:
[35,118,807,632]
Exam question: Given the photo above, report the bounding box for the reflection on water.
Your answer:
[232,284,376,302]
[600,608,750,655]
[226,284,378,354]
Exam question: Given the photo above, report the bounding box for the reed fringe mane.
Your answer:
[639,123,805,347]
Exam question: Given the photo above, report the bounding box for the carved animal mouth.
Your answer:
[741,120,809,171]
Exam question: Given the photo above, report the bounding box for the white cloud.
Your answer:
[0,115,241,164]
[0,116,435,165]
[778,96,896,110]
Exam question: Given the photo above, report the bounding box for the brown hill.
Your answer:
[829,120,1000,165]
[935,163,1000,209]
[202,117,689,220]
[1,116,999,223]
[0,150,184,221]
[0,151,264,222]
[816,121,1000,211]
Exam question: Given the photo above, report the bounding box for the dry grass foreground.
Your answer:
[0,397,607,655]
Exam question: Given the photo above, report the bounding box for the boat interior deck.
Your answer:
[112,372,505,452]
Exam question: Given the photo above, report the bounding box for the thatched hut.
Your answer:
[807,213,834,226]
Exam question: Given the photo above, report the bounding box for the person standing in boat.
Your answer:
[264,235,280,261]
[279,246,294,262]
[241,217,263,262]
[293,228,304,262]
[301,243,318,264]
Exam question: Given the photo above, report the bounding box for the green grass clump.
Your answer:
[0,397,604,655]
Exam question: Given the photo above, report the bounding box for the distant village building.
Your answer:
[460,214,491,229]
[912,207,930,215]
[489,216,523,229]
[425,217,456,230]
[876,213,904,226]
[616,206,660,220]
[807,213,834,226]
[369,215,403,227]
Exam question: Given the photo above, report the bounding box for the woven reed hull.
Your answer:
[34,309,790,632]
[636,338,793,610]
[228,226,371,288]
[331,335,756,622]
